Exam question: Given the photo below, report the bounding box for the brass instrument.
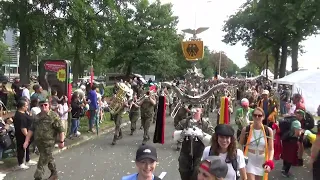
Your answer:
[171,101,182,118]
[135,91,156,104]
[109,83,131,115]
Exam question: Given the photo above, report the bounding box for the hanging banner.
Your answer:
[181,41,204,61]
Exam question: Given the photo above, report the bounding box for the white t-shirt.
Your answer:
[201,146,246,180]
[22,88,30,100]
[31,107,41,118]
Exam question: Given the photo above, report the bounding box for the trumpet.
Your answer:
[133,91,156,105]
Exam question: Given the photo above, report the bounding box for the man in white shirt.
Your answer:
[21,84,30,101]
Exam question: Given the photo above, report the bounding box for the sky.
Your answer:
[158,0,320,70]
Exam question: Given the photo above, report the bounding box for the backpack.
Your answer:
[304,111,315,130]
[244,125,270,149]
[279,116,296,140]
[209,148,240,180]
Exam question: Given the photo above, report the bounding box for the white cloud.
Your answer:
[160,0,320,70]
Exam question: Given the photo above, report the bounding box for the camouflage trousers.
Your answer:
[129,111,139,132]
[114,114,122,139]
[34,144,56,180]
[141,116,153,140]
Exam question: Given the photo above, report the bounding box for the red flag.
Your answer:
[90,65,94,87]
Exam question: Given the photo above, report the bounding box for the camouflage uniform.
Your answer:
[30,111,64,180]
[176,118,214,180]
[129,101,140,135]
[140,98,155,144]
[112,104,125,145]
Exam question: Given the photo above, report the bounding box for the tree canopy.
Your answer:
[0,0,239,83]
[222,0,320,79]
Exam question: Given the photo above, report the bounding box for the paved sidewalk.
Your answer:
[0,119,130,172]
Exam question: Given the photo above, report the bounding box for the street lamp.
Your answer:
[7,47,11,81]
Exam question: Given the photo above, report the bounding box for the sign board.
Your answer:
[181,41,204,60]
[39,60,72,102]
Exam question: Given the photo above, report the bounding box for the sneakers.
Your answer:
[281,172,291,178]
[27,160,37,166]
[19,164,29,169]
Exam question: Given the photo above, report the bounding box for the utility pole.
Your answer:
[218,51,221,75]
[36,55,39,77]
[266,54,269,80]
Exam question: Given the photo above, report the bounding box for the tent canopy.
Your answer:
[273,69,320,114]
[261,69,274,80]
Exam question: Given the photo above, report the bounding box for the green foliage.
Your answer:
[0,0,240,81]
[222,0,320,77]
[0,39,8,68]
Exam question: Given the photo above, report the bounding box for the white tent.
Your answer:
[261,69,274,80]
[273,69,320,114]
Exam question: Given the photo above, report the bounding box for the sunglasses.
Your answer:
[253,114,263,118]
[40,103,49,107]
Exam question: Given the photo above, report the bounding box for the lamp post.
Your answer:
[7,47,11,81]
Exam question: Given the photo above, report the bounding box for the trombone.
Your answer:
[171,100,182,118]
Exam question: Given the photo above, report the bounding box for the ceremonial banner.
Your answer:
[219,97,230,124]
[219,97,225,124]
[181,41,204,60]
[153,95,166,144]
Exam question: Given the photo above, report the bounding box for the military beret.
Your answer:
[39,99,49,104]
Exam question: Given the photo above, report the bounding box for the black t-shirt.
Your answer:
[11,83,22,96]
[13,111,29,139]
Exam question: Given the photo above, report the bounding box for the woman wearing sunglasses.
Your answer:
[239,107,274,180]
[198,156,228,180]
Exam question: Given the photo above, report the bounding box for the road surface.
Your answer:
[3,111,313,180]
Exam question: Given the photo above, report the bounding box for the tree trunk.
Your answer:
[272,46,280,79]
[291,41,299,72]
[72,38,81,83]
[279,43,288,78]
[18,28,30,84]
[126,60,132,77]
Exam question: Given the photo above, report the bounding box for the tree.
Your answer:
[0,1,64,83]
[0,39,8,68]
[245,49,274,72]
[108,0,179,78]
[223,0,320,78]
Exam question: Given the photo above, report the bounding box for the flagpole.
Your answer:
[90,59,93,87]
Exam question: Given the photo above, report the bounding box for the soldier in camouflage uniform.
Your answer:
[176,109,214,180]
[129,94,140,135]
[111,99,128,145]
[23,99,65,180]
[139,92,156,145]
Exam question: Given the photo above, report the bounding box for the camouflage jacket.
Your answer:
[176,118,215,135]
[30,111,64,146]
[176,118,214,157]
[140,98,155,117]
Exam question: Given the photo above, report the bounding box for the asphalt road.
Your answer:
[3,110,314,180]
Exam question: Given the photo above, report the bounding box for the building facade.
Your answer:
[3,29,19,78]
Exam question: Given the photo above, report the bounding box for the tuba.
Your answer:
[109,83,131,115]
